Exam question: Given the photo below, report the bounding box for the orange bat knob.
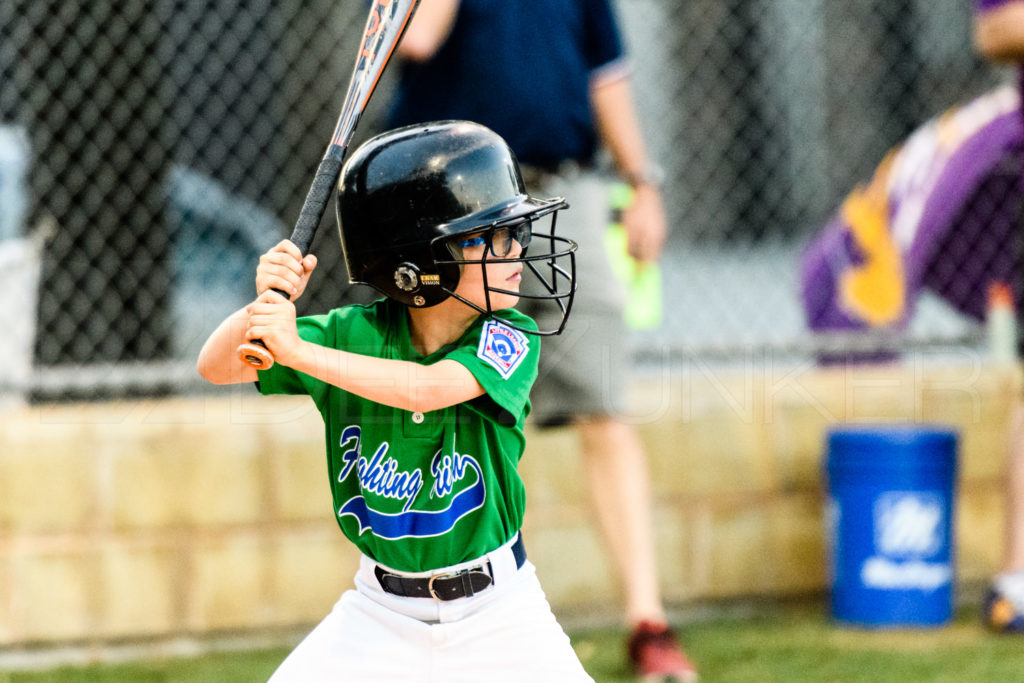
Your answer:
[237,341,275,370]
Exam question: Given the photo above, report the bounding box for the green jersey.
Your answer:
[257,299,539,572]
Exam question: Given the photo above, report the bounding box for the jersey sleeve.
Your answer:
[445,313,540,424]
[255,301,390,408]
[584,0,625,72]
[255,314,333,406]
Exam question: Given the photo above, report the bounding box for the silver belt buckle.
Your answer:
[427,570,460,600]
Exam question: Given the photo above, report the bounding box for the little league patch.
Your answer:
[477,320,529,379]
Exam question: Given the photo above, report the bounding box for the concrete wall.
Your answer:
[0,362,1016,651]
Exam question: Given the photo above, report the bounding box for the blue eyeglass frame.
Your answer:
[455,221,532,257]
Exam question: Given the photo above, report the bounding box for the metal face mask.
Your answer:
[437,204,576,336]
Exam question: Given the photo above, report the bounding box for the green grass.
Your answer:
[0,648,289,683]
[575,602,1024,682]
[4,601,1024,682]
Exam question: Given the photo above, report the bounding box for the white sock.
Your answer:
[994,570,1024,611]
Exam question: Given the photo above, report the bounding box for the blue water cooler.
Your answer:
[825,425,958,627]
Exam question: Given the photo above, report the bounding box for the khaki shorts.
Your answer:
[521,168,629,425]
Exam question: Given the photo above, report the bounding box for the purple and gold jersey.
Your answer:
[801,85,1024,334]
[257,298,539,573]
[978,0,1016,12]
[802,0,1024,340]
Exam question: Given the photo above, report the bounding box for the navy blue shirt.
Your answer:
[387,0,625,169]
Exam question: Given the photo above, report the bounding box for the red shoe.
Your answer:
[627,620,698,682]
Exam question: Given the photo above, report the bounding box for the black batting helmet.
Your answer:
[336,120,576,335]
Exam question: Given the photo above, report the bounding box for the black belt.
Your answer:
[374,534,527,601]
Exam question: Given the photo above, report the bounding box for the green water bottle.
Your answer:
[605,183,662,330]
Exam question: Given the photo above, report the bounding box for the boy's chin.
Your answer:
[491,294,520,311]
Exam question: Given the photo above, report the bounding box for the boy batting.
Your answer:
[197,121,588,680]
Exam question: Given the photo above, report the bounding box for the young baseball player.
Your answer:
[389,6,698,681]
[197,121,588,681]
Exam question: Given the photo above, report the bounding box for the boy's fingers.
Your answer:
[258,263,295,283]
[249,308,280,322]
[255,289,291,305]
[246,325,270,342]
[263,252,305,278]
[261,266,301,293]
[276,239,303,261]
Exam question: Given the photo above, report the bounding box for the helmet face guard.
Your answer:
[337,120,578,335]
[433,202,577,336]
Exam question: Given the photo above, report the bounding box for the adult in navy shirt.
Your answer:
[388,1,694,680]
[390,0,620,170]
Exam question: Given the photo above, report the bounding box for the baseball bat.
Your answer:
[238,0,421,369]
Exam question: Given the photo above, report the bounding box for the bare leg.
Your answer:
[577,416,665,624]
[985,400,1024,633]
[1003,401,1024,573]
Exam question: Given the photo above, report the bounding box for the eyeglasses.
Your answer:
[456,221,532,257]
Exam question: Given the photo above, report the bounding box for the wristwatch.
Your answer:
[622,162,664,189]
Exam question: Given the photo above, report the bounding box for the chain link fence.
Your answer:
[0,0,1014,399]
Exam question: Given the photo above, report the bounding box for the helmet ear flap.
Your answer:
[392,260,449,307]
[431,240,463,296]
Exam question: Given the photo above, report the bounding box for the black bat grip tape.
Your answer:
[244,154,342,364]
[290,155,344,255]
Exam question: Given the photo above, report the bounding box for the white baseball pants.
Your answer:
[268,536,593,682]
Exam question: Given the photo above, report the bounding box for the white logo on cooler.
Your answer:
[861,492,950,591]
[874,492,943,556]
[861,557,951,591]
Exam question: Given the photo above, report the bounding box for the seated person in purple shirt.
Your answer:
[800,0,1024,632]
